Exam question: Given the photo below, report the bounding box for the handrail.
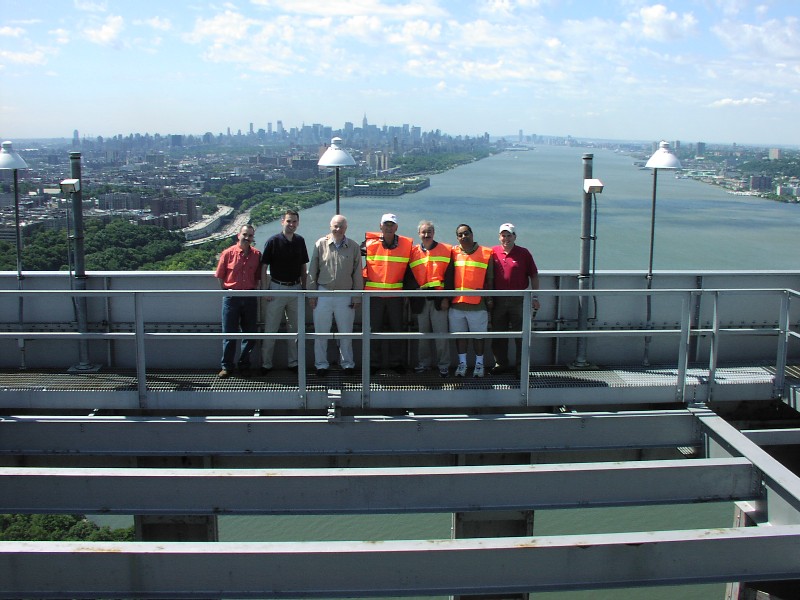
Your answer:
[0,287,797,409]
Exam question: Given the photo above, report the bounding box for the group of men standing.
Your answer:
[214,210,539,379]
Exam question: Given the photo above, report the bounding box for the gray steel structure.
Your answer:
[1,271,800,598]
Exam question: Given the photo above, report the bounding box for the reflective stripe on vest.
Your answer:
[364,234,412,290]
[452,245,491,304]
[409,242,452,290]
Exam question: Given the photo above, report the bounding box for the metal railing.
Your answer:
[0,286,798,408]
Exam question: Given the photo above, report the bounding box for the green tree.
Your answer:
[0,514,133,541]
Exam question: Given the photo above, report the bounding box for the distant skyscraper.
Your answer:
[363,113,368,129]
[519,129,523,143]
[268,122,273,136]
[696,142,706,157]
[72,129,80,147]
[769,148,783,160]
[249,123,254,135]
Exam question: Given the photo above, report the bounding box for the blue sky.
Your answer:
[2,0,799,145]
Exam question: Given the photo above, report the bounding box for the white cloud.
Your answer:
[250,0,446,20]
[625,4,697,42]
[0,48,48,65]
[49,28,71,45]
[85,15,124,46]
[715,0,747,17]
[385,19,441,55]
[0,26,25,37]
[138,17,172,32]
[713,17,800,60]
[709,97,768,107]
[74,0,108,13]
[185,10,258,43]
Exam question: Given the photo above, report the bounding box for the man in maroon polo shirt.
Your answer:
[490,223,540,374]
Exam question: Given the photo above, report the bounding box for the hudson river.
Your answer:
[256,144,799,272]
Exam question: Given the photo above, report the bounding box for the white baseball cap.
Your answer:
[381,213,398,224]
[499,223,516,234]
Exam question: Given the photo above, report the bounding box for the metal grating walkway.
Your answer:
[0,363,792,394]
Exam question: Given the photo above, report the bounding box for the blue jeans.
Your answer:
[221,296,258,370]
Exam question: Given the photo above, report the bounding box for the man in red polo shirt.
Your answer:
[215,224,262,378]
[490,223,540,375]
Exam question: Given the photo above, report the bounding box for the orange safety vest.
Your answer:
[409,242,452,289]
[452,245,492,304]
[363,233,413,290]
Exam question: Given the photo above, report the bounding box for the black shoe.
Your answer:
[288,365,298,373]
[238,366,252,378]
[343,368,356,376]
[392,365,407,375]
[260,367,272,376]
[316,368,328,377]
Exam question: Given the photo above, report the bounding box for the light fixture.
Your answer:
[0,141,31,368]
[643,141,682,366]
[0,141,30,282]
[318,137,356,215]
[60,178,81,194]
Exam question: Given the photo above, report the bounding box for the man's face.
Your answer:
[499,230,515,250]
[330,217,347,238]
[238,227,255,246]
[282,214,299,235]
[418,225,435,247]
[456,226,473,250]
[380,221,398,237]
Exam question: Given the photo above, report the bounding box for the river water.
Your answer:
[103,146,800,599]
[255,144,799,272]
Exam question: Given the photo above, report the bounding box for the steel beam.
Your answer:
[0,458,758,514]
[0,410,704,456]
[700,412,800,525]
[744,428,800,446]
[4,526,800,598]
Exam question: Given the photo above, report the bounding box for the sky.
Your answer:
[1,0,799,145]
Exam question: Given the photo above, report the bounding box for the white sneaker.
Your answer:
[473,364,485,378]
[455,362,467,377]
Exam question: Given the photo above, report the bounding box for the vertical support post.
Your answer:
[520,291,532,406]
[573,153,593,368]
[297,290,307,409]
[361,292,371,409]
[774,290,790,399]
[708,291,720,402]
[68,151,98,371]
[13,167,26,369]
[134,292,148,409]
[644,168,659,366]
[676,291,692,404]
[334,166,341,215]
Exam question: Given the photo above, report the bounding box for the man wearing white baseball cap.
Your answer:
[361,212,413,374]
[490,222,539,375]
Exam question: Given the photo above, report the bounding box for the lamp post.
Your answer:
[0,141,31,369]
[0,141,29,282]
[318,137,355,215]
[643,141,682,366]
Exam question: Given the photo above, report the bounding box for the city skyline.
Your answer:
[2,1,799,146]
